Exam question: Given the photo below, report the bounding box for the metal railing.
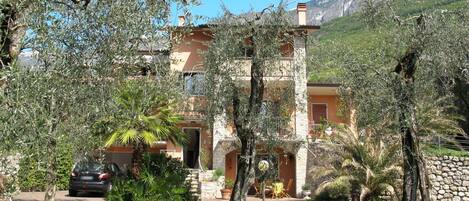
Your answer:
[424,136,469,152]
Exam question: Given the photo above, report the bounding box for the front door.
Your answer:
[183,128,200,168]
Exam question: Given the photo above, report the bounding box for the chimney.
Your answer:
[297,3,307,26]
[178,15,185,26]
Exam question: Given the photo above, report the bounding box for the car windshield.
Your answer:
[73,162,104,172]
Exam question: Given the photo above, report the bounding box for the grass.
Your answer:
[422,144,469,157]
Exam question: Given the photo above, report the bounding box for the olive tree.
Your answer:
[0,0,193,200]
[310,1,468,200]
[203,4,302,200]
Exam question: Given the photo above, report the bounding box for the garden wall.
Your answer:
[199,170,223,199]
[306,142,340,194]
[426,156,469,201]
[0,154,21,198]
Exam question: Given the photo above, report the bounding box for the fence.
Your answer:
[425,135,469,151]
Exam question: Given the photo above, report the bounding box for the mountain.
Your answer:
[305,0,361,25]
[291,0,361,25]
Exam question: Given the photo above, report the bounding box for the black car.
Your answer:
[68,161,121,196]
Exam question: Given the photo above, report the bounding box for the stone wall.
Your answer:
[306,142,339,195]
[427,156,469,201]
[199,170,223,199]
[0,154,21,199]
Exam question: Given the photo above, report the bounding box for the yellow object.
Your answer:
[272,182,284,199]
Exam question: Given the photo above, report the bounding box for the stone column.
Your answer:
[212,111,228,170]
[294,36,308,197]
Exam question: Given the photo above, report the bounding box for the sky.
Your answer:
[171,0,301,24]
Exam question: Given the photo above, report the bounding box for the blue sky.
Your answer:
[171,0,301,24]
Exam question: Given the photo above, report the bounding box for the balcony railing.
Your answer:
[255,117,294,138]
[308,121,337,140]
[232,58,294,78]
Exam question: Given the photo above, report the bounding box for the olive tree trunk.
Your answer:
[230,52,264,201]
[0,3,27,68]
[394,17,430,199]
[44,138,58,201]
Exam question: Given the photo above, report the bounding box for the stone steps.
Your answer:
[186,169,201,201]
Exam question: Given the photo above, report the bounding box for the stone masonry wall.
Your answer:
[427,156,469,201]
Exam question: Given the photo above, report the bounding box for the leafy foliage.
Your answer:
[312,178,350,201]
[104,79,185,148]
[212,168,224,181]
[422,145,469,157]
[202,3,299,199]
[310,2,468,198]
[101,79,185,178]
[17,142,73,192]
[105,153,193,201]
[312,128,402,201]
[0,0,194,200]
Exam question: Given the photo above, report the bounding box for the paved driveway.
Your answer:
[204,197,305,201]
[13,191,104,201]
[14,192,304,201]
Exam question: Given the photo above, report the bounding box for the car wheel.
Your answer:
[69,189,78,197]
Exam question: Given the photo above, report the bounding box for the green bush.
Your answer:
[423,144,469,157]
[106,153,194,201]
[312,180,350,201]
[224,178,234,189]
[17,143,74,191]
[212,168,224,181]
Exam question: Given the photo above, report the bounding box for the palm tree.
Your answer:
[311,127,402,201]
[104,80,186,179]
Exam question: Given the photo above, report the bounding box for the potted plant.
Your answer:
[221,178,234,200]
[302,183,312,199]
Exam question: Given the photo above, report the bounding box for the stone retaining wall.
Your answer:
[0,154,21,199]
[199,170,223,199]
[427,156,469,201]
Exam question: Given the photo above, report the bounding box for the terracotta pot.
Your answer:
[220,188,232,200]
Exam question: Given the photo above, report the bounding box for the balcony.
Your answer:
[255,117,295,139]
[232,58,294,79]
[308,121,338,142]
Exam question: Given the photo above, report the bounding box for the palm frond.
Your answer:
[105,129,124,147]
[120,129,138,144]
[141,131,158,145]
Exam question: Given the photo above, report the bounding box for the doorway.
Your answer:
[183,128,200,169]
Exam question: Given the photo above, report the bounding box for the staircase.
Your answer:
[186,169,201,200]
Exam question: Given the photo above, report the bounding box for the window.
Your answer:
[183,72,204,95]
[312,104,327,126]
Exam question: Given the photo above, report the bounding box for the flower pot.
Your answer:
[220,188,232,200]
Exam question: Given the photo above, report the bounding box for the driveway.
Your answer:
[204,197,305,201]
[14,192,305,201]
[13,191,104,201]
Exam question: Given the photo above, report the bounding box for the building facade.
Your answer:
[106,3,347,198]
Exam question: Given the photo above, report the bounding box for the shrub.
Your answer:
[212,168,224,181]
[106,153,194,201]
[224,178,234,189]
[302,183,312,191]
[17,142,73,191]
[313,179,350,201]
